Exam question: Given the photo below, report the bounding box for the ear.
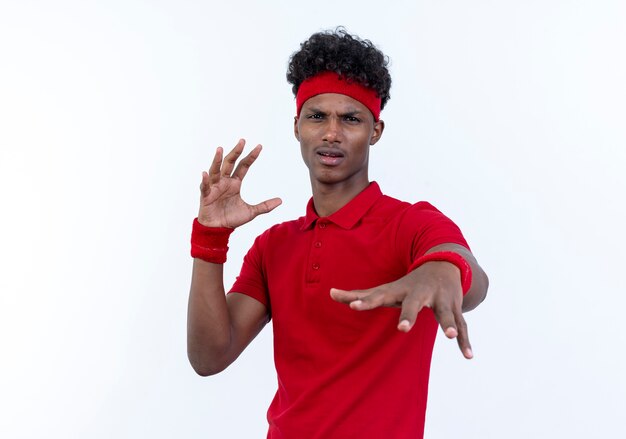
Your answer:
[369,119,385,145]
[293,116,300,141]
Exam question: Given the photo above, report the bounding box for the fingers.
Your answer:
[330,287,398,311]
[206,139,245,187]
[434,302,473,359]
[251,197,283,216]
[330,288,368,305]
[397,296,426,333]
[454,309,473,359]
[434,303,457,339]
[221,139,246,177]
[208,147,224,185]
[232,144,262,181]
[200,171,211,198]
[204,140,262,188]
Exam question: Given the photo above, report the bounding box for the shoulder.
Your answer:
[396,199,461,232]
[374,190,447,224]
[367,191,460,239]
[403,200,449,221]
[365,192,410,218]
[395,199,469,253]
[378,189,465,235]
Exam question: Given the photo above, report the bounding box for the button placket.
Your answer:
[305,220,327,284]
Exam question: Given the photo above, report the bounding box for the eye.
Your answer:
[344,115,361,123]
[307,112,324,120]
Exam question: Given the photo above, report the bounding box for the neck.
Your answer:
[310,177,370,217]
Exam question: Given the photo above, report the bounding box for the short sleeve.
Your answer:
[228,231,270,308]
[395,201,470,265]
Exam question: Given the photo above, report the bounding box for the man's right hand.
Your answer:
[198,139,282,228]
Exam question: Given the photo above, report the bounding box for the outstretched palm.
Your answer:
[198,139,282,228]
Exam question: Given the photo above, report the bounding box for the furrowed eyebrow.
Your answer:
[305,107,327,115]
[303,107,364,117]
[340,110,363,117]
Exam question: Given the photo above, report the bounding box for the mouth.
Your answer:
[316,149,345,166]
[318,151,344,157]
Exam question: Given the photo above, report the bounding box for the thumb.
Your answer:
[252,197,282,216]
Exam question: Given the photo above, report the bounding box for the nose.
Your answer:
[322,117,341,143]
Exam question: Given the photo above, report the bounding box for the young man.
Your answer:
[187,29,488,438]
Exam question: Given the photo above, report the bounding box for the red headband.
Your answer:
[296,71,382,121]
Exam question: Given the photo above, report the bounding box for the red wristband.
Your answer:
[408,251,473,295]
[190,218,234,264]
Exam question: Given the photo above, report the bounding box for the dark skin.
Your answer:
[296,93,487,358]
[187,140,278,375]
[187,94,488,375]
[294,93,384,216]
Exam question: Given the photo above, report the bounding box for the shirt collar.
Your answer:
[300,182,383,231]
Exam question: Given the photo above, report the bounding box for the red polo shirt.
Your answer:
[230,182,469,438]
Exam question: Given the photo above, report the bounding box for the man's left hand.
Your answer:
[330,260,473,359]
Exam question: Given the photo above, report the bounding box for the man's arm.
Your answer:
[188,260,269,376]
[330,243,488,359]
[429,243,489,313]
[187,139,281,376]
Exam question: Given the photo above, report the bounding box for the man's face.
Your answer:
[294,93,384,188]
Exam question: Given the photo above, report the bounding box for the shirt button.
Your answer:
[319,222,327,229]
[314,241,322,248]
[312,263,320,270]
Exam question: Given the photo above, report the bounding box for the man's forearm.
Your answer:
[457,249,488,313]
[423,243,489,313]
[187,258,233,376]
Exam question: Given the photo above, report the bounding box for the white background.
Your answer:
[1,1,625,438]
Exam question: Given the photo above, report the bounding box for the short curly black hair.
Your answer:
[286,27,391,110]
